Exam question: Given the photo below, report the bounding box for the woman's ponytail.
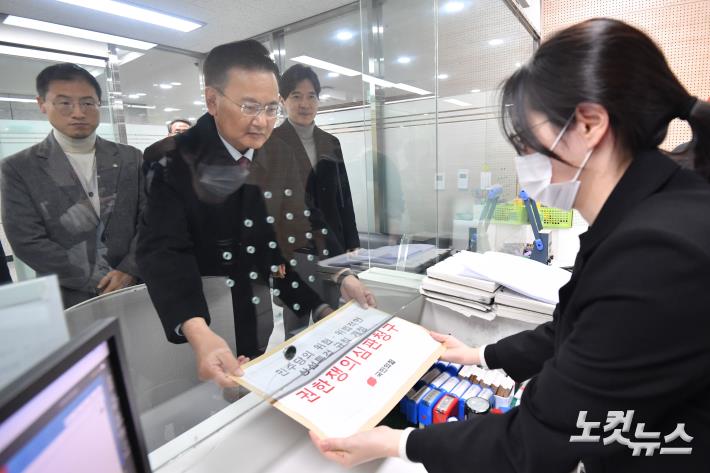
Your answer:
[499,18,709,174]
[683,98,710,181]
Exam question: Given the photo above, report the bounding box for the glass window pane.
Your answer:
[119,49,204,149]
[282,6,372,249]
[435,0,536,256]
[0,55,113,157]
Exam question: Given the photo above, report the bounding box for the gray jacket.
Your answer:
[1,132,144,306]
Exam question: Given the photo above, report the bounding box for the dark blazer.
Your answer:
[408,150,710,472]
[0,241,11,284]
[1,132,144,307]
[271,120,359,254]
[137,113,325,357]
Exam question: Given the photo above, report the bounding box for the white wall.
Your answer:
[0,120,116,159]
[542,0,710,150]
[318,90,520,243]
[126,123,171,152]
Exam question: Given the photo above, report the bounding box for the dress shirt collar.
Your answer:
[218,133,254,162]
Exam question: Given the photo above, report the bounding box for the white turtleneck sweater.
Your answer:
[289,119,317,168]
[53,128,100,215]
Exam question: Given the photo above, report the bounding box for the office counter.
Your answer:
[65,271,538,472]
[148,388,426,473]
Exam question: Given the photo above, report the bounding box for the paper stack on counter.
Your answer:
[421,250,570,322]
[453,250,571,304]
[493,287,556,324]
[420,252,499,320]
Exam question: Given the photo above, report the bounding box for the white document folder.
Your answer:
[441,251,571,304]
[494,287,556,315]
[420,276,495,304]
[426,254,500,293]
[419,287,494,313]
[494,304,553,325]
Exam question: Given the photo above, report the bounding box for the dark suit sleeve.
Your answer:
[116,147,145,278]
[333,138,360,250]
[137,165,209,343]
[484,315,556,382]
[0,241,11,284]
[407,227,710,472]
[1,158,92,291]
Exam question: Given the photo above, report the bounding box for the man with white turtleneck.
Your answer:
[271,64,369,338]
[54,126,100,215]
[1,63,143,307]
[289,119,318,168]
[273,65,360,256]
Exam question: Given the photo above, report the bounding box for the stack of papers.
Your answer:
[421,251,571,323]
[421,252,499,320]
[494,287,556,324]
[453,251,571,305]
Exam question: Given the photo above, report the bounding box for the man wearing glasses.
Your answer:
[139,40,373,388]
[1,63,143,307]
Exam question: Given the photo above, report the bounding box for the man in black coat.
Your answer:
[138,40,372,387]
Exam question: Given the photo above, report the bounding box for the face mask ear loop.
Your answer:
[549,113,576,152]
[572,148,594,181]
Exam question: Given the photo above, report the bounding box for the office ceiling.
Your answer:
[0,0,535,125]
[0,0,355,52]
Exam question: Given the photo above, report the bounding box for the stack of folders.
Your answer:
[421,250,569,323]
[493,287,556,324]
[420,252,500,321]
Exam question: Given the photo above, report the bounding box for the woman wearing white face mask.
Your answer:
[514,113,593,211]
[310,18,710,473]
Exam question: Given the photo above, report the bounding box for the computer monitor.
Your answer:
[0,318,151,473]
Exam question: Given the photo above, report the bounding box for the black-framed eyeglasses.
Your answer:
[51,99,100,116]
[216,90,282,118]
[509,118,555,154]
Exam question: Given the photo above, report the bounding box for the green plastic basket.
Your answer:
[540,206,574,228]
[492,203,527,225]
[492,203,573,229]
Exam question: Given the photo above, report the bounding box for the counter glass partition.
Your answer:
[0,0,539,461]
[119,48,205,151]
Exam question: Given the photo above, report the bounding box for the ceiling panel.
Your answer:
[0,0,355,52]
[0,0,536,125]
[281,0,534,108]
